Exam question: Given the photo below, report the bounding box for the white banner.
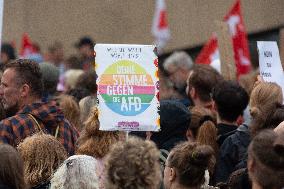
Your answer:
[257,41,284,100]
[95,44,160,131]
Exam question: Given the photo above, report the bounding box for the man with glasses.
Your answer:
[163,51,193,106]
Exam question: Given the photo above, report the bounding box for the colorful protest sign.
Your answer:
[257,41,284,99]
[95,44,160,131]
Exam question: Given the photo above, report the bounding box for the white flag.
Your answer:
[151,0,170,54]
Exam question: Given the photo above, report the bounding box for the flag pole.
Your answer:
[215,20,236,80]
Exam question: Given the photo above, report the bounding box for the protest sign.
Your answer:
[95,44,160,131]
[215,20,236,80]
[257,41,284,99]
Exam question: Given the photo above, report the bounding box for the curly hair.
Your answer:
[50,155,99,189]
[17,133,67,187]
[76,106,121,159]
[4,59,43,97]
[105,137,161,189]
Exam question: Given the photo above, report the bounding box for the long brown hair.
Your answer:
[0,144,26,189]
[188,106,218,155]
[76,106,121,159]
[55,94,82,131]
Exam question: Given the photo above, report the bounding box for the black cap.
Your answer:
[75,36,94,48]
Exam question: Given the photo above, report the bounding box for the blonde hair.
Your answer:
[250,82,283,114]
[105,137,161,189]
[56,94,82,131]
[79,95,97,124]
[64,69,84,90]
[249,82,283,136]
[50,155,99,189]
[17,133,67,187]
[238,69,259,96]
[76,106,121,159]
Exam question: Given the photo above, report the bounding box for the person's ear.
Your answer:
[169,167,176,182]
[190,87,196,99]
[20,84,30,98]
[212,101,217,111]
[247,158,255,174]
[186,129,194,142]
[236,115,244,126]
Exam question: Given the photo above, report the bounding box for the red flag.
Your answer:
[20,33,36,58]
[19,33,43,63]
[196,0,251,76]
[195,34,219,65]
[152,0,170,54]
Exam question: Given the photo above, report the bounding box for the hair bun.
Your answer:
[250,107,261,118]
[273,134,284,157]
[190,145,214,168]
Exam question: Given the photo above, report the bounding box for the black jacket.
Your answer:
[215,124,250,184]
[217,123,238,146]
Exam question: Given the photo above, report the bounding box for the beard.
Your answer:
[3,101,20,118]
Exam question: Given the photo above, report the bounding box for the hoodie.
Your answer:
[151,100,191,151]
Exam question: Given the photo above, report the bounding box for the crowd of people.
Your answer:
[0,37,283,189]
